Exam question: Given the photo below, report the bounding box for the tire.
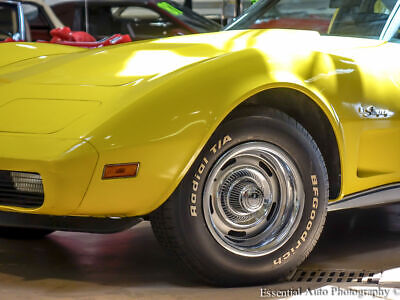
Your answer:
[150,107,328,286]
[0,227,54,239]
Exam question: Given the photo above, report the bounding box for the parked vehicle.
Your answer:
[0,0,63,41]
[0,0,399,286]
[227,0,334,33]
[0,0,131,47]
[49,0,221,40]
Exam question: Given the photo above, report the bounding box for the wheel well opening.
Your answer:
[229,88,341,200]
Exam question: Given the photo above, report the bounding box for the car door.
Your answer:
[334,1,400,191]
[354,41,400,182]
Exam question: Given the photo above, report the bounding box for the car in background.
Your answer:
[226,0,334,33]
[48,0,221,40]
[226,0,399,35]
[0,0,63,41]
[0,0,131,47]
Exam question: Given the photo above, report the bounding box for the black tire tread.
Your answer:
[150,107,329,286]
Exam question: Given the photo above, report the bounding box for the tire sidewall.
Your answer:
[172,113,328,283]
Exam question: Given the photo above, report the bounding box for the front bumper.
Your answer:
[0,210,142,233]
[0,134,98,215]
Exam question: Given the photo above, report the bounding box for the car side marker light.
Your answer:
[102,163,139,179]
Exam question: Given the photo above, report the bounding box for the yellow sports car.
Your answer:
[0,0,399,286]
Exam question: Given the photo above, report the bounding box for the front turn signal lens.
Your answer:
[102,163,139,179]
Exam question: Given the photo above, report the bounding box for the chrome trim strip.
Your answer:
[0,1,25,40]
[16,2,26,41]
[328,183,400,211]
[84,0,89,33]
[380,0,400,41]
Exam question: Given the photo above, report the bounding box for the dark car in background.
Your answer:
[49,0,221,40]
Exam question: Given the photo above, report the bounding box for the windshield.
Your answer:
[225,0,400,40]
[0,3,21,41]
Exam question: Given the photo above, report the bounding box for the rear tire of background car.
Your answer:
[0,227,54,239]
[150,107,329,286]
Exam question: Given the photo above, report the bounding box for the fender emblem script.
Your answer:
[357,105,393,119]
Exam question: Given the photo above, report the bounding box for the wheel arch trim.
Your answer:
[210,82,345,202]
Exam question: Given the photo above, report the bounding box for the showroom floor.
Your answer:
[0,204,399,299]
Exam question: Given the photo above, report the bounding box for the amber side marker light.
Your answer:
[102,163,139,179]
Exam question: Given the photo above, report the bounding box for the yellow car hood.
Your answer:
[0,37,224,86]
[0,30,385,135]
[0,30,384,87]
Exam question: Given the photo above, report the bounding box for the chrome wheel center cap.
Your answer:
[240,186,264,212]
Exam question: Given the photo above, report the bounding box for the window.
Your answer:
[258,0,336,33]
[0,4,19,41]
[22,3,52,41]
[156,1,221,32]
[227,0,400,40]
[111,5,176,40]
[51,3,80,31]
[86,6,119,37]
[116,6,161,19]
[329,0,398,38]
[83,4,187,40]
[22,4,51,28]
[233,0,337,33]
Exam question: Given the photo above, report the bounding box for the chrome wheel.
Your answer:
[203,142,305,257]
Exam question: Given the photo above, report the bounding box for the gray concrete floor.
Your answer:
[0,204,399,299]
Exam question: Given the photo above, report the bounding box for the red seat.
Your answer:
[36,27,132,48]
